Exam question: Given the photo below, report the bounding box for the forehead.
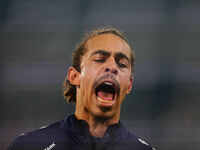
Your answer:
[85,33,131,58]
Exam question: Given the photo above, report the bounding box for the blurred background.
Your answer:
[0,0,200,149]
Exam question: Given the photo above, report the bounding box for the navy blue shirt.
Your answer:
[8,115,154,150]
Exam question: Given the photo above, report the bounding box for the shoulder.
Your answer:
[7,120,67,150]
[118,124,156,150]
[126,130,156,150]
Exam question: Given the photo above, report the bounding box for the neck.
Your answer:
[88,117,111,137]
[75,108,120,138]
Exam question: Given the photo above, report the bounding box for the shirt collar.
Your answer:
[61,114,125,139]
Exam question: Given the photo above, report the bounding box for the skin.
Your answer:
[67,33,133,137]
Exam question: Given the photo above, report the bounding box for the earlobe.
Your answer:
[67,66,80,86]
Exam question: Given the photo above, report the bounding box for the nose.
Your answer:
[104,58,118,75]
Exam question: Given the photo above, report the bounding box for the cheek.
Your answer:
[80,66,95,96]
[81,67,86,76]
[80,66,93,82]
[119,73,132,96]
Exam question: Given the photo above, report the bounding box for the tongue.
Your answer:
[97,91,113,101]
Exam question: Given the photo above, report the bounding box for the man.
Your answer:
[8,27,155,150]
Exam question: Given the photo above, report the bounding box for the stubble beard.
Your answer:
[84,105,115,124]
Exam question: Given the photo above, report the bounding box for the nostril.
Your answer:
[112,69,118,75]
[105,68,110,72]
[105,68,118,75]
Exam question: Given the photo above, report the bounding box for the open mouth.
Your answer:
[95,81,118,106]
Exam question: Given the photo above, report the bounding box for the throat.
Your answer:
[88,115,117,138]
[89,122,108,138]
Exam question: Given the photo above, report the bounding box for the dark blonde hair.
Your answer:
[63,27,135,103]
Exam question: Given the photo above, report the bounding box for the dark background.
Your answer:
[0,0,200,150]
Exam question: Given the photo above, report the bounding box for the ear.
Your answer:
[67,66,80,86]
[127,75,134,94]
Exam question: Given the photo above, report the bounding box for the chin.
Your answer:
[90,106,116,121]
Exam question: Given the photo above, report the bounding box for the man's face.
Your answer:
[76,33,133,119]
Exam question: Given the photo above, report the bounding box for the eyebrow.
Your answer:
[115,52,130,63]
[90,49,110,57]
[90,49,130,63]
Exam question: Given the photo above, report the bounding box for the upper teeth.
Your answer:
[104,82,113,85]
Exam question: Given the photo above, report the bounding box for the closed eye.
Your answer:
[91,50,110,63]
[118,62,127,68]
[115,52,130,69]
[94,58,105,63]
